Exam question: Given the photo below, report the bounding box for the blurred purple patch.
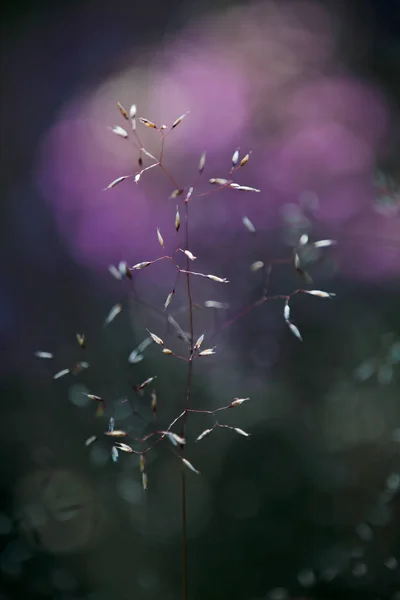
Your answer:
[34,0,399,282]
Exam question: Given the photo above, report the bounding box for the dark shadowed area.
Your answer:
[1,0,399,599]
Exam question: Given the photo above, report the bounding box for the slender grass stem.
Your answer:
[180,199,194,600]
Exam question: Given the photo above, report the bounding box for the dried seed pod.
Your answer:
[230,397,250,407]
[184,186,194,203]
[231,148,240,167]
[313,239,336,248]
[239,152,251,167]
[304,290,335,298]
[131,261,151,270]
[117,102,129,120]
[85,435,97,446]
[198,347,216,356]
[171,111,189,129]
[111,446,119,462]
[206,274,229,283]
[299,234,308,246]
[287,321,302,341]
[104,175,131,190]
[146,331,164,346]
[34,351,53,359]
[196,429,213,442]
[250,261,264,272]
[129,104,137,119]
[194,334,204,350]
[228,183,260,192]
[234,427,250,437]
[114,442,134,453]
[170,188,184,199]
[182,458,200,474]
[180,249,197,261]
[108,264,123,280]
[104,430,127,437]
[128,351,144,364]
[137,337,154,352]
[104,303,123,326]
[242,216,256,232]
[209,178,229,186]
[111,125,128,138]
[164,291,174,310]
[198,151,206,174]
[76,334,86,348]
[204,300,229,309]
[135,376,157,391]
[151,390,157,413]
[53,369,70,380]
[118,261,132,279]
[157,228,164,248]
[175,207,181,232]
[138,117,157,129]
[84,393,103,402]
[283,303,290,321]
[160,431,186,446]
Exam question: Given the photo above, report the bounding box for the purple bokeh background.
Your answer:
[33,1,399,283]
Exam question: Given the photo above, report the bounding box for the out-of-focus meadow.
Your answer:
[0,0,399,598]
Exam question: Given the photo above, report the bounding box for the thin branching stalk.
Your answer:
[179,198,195,600]
[41,105,339,600]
